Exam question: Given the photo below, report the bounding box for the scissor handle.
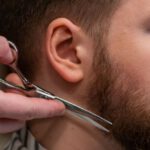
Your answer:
[0,78,36,96]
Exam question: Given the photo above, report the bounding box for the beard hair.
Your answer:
[87,48,150,150]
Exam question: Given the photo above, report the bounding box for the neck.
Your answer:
[28,112,123,150]
[28,72,124,150]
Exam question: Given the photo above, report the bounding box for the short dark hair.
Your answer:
[0,0,120,80]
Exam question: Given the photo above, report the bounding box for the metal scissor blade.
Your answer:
[68,110,110,132]
[35,88,112,132]
[55,96,112,131]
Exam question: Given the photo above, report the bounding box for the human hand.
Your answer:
[0,36,65,133]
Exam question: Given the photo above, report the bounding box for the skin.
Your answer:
[27,18,123,150]
[0,36,13,64]
[106,0,150,149]
[0,36,65,133]
[6,0,150,149]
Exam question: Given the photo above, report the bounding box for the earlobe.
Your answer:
[45,18,84,83]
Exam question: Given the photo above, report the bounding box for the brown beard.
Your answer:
[87,48,150,150]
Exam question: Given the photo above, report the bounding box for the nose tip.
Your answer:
[0,36,14,64]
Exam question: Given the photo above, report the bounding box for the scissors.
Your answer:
[0,41,112,133]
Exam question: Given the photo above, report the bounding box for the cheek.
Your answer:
[107,30,150,87]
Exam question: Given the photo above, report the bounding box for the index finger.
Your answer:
[0,91,65,120]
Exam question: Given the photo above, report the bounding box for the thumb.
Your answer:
[0,36,14,64]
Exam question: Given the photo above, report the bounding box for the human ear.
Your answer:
[45,18,91,83]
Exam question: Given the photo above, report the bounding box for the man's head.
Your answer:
[0,0,120,79]
[0,0,150,150]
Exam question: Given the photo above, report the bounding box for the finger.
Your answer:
[0,119,25,133]
[6,73,23,86]
[0,91,65,120]
[0,36,13,64]
[4,73,24,95]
